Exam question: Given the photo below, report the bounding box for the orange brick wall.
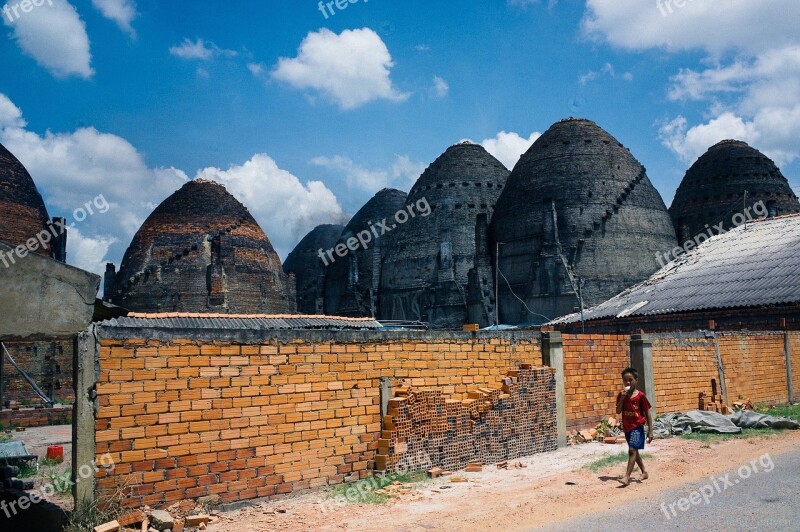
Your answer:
[93,335,541,508]
[790,332,800,403]
[561,334,629,430]
[652,332,792,415]
[653,335,718,413]
[718,332,788,405]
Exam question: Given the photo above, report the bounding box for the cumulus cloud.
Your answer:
[0,93,345,273]
[67,226,117,276]
[1,114,188,274]
[508,0,557,10]
[2,0,93,78]
[0,94,26,129]
[247,62,266,77]
[310,154,425,192]
[582,0,800,55]
[431,76,449,99]
[579,63,632,85]
[481,131,541,170]
[271,28,409,110]
[582,1,800,168]
[91,0,137,36]
[659,45,800,166]
[169,38,237,60]
[195,155,346,257]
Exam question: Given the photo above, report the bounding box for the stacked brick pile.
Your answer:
[376,364,557,473]
[0,405,72,428]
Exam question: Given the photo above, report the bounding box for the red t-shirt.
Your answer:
[617,390,651,432]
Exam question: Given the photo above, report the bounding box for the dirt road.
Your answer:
[208,430,800,531]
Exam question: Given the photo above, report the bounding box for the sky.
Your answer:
[1,0,799,277]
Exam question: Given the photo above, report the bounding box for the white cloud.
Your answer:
[0,116,189,274]
[0,92,348,269]
[579,63,632,85]
[195,155,347,258]
[91,0,137,36]
[169,38,237,60]
[582,0,800,55]
[431,76,449,99]
[660,45,800,166]
[247,62,266,77]
[582,1,800,168]
[481,131,541,170]
[311,154,425,192]
[272,28,409,110]
[2,0,93,79]
[67,226,117,277]
[508,0,557,9]
[0,94,26,129]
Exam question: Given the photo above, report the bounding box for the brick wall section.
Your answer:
[0,406,72,428]
[718,332,788,405]
[1,340,74,403]
[652,335,718,413]
[791,332,800,403]
[561,334,629,431]
[379,366,557,473]
[93,334,541,508]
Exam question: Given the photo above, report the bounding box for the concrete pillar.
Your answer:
[379,377,392,421]
[73,326,98,508]
[630,334,656,419]
[785,332,794,404]
[542,332,566,448]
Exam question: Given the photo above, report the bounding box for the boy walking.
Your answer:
[615,367,654,487]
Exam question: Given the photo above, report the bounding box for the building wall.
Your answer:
[1,339,74,404]
[718,332,788,405]
[791,332,800,403]
[88,327,797,509]
[562,334,629,430]
[651,332,792,414]
[92,333,542,508]
[652,334,719,413]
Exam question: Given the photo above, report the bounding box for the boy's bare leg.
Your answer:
[635,452,648,480]
[620,449,637,486]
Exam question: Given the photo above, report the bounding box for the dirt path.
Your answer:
[208,430,800,531]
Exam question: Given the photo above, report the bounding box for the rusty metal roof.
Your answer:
[100,313,382,330]
[553,214,800,324]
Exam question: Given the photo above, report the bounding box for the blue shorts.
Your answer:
[625,425,645,450]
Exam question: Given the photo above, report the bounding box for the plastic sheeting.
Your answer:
[654,409,800,438]
[654,410,741,438]
[729,410,800,430]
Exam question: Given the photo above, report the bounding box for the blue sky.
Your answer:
[1,0,798,276]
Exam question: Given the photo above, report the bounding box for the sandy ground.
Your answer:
[207,430,800,531]
[7,424,74,510]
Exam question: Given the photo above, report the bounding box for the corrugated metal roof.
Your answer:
[100,313,382,330]
[553,214,800,324]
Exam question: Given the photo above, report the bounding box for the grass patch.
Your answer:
[326,470,430,505]
[43,469,73,494]
[16,462,38,478]
[584,452,652,473]
[755,403,800,421]
[64,479,129,532]
[680,428,777,443]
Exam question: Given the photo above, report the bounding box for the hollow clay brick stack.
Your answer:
[376,364,557,473]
